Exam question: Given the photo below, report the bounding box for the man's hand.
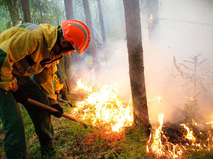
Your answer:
[12,86,29,104]
[51,104,64,118]
[49,99,64,117]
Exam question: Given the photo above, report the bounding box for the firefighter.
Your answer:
[0,20,90,159]
[57,55,72,101]
[53,71,64,98]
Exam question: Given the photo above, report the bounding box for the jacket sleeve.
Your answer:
[53,73,64,92]
[57,56,67,82]
[36,62,58,100]
[0,28,38,91]
[64,55,72,80]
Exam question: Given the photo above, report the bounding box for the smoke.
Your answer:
[141,0,213,124]
[75,40,131,102]
[74,0,213,126]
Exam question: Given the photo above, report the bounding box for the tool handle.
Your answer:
[62,113,79,122]
[27,98,78,122]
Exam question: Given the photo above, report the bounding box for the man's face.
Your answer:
[60,40,76,56]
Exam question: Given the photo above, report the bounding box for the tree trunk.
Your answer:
[123,0,151,136]
[64,0,74,20]
[64,0,77,63]
[97,0,108,62]
[83,0,100,74]
[21,0,31,23]
[63,0,82,87]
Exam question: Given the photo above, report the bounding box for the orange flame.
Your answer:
[206,116,213,129]
[181,124,196,143]
[147,112,213,158]
[73,80,213,157]
[71,79,133,132]
[146,114,184,158]
[75,78,92,92]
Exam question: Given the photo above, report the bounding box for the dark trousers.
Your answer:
[0,76,54,159]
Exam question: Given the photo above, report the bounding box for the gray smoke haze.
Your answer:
[142,0,213,124]
[76,0,213,125]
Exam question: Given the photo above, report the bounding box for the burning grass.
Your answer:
[146,114,213,158]
[70,79,213,159]
[69,79,133,144]
[1,79,213,158]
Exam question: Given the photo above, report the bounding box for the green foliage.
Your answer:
[30,0,65,26]
[0,6,12,31]
[0,0,66,28]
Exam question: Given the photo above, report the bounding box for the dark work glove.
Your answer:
[12,87,29,104]
[51,104,63,118]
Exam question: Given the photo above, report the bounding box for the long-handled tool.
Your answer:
[27,98,90,127]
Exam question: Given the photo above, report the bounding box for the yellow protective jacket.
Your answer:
[53,73,64,92]
[0,23,61,100]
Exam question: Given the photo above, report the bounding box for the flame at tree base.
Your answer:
[71,79,213,158]
[146,114,186,158]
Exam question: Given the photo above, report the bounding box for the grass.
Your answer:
[1,97,213,159]
[0,98,151,159]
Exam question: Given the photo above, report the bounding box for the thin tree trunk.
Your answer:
[123,0,151,136]
[64,0,74,20]
[21,0,31,23]
[64,0,77,63]
[83,0,100,74]
[63,0,82,86]
[97,0,108,62]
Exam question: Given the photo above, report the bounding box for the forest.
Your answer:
[1,0,213,158]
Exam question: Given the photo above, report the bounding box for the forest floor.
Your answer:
[1,93,213,159]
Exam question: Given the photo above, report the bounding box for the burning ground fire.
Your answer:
[71,79,133,132]
[70,79,213,157]
[146,114,185,158]
[70,79,133,145]
[146,113,213,158]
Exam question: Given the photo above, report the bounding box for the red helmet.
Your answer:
[62,20,90,55]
